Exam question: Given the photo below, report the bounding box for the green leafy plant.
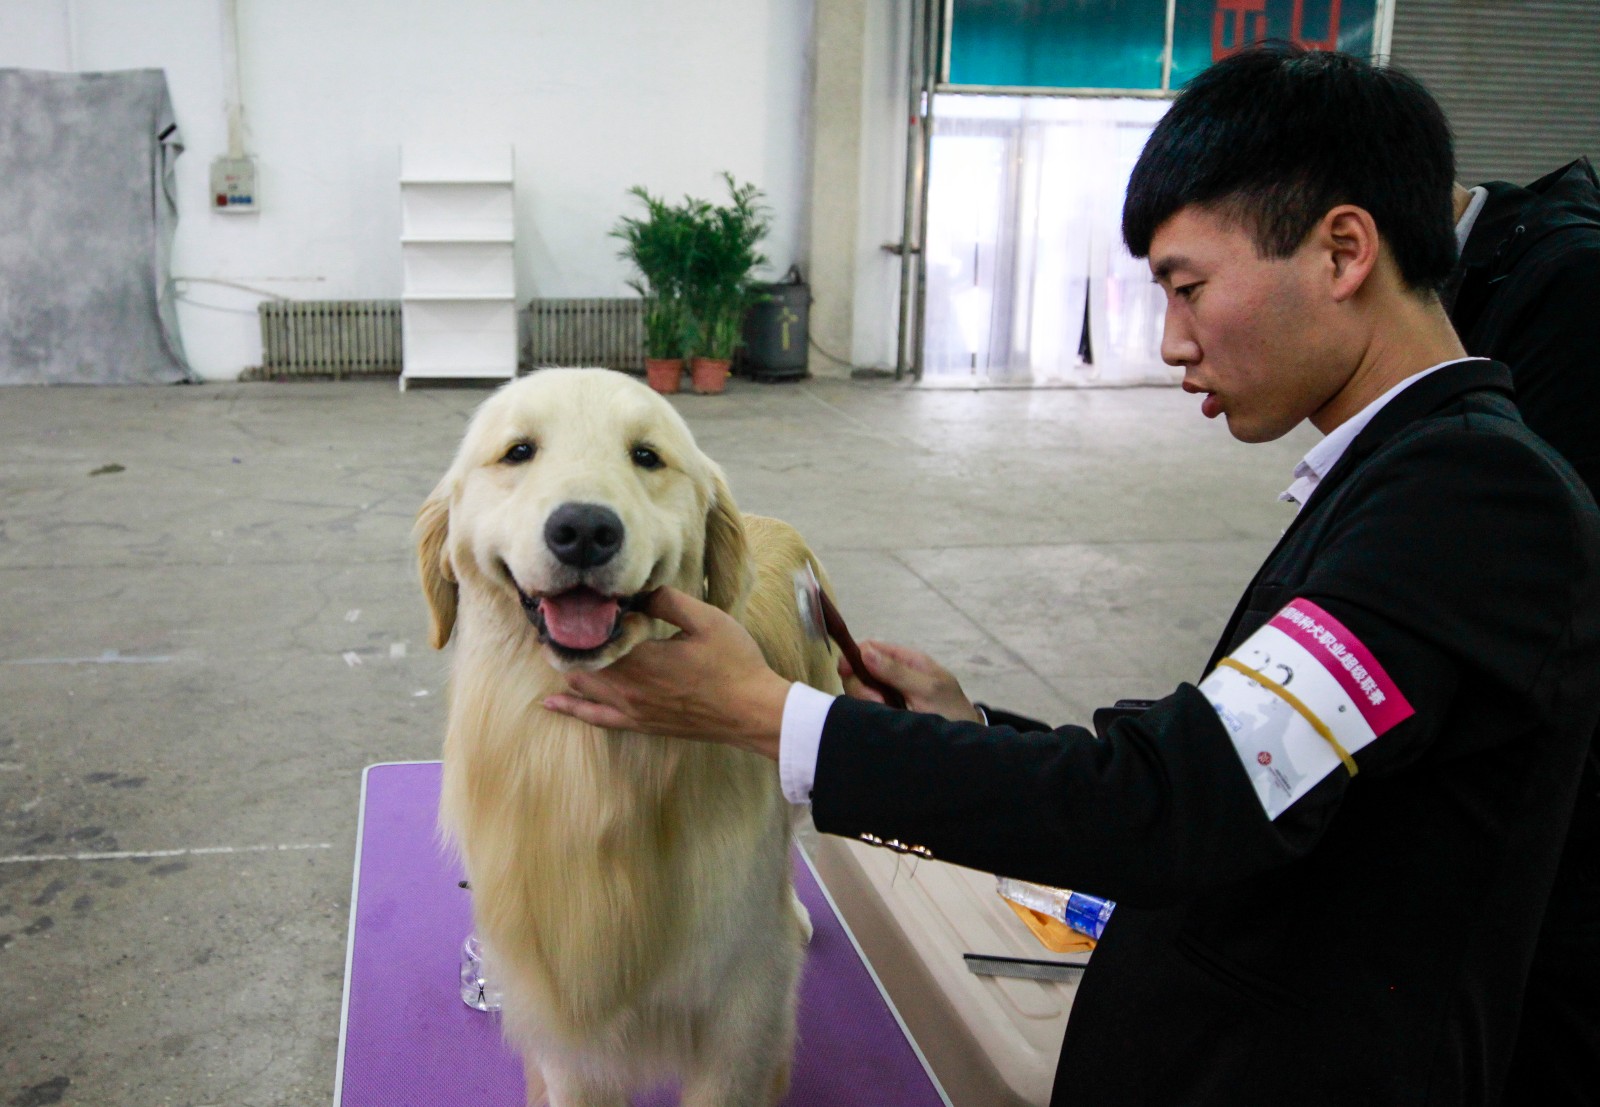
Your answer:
[613,175,773,363]
[611,186,696,360]
[683,175,772,361]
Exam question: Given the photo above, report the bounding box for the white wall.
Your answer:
[0,0,815,380]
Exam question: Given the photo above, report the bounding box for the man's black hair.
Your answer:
[1123,43,1457,292]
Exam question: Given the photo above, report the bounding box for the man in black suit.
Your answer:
[1451,157,1600,1105]
[548,47,1600,1106]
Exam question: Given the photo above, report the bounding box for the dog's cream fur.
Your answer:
[416,368,840,1107]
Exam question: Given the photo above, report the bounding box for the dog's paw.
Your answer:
[791,891,813,946]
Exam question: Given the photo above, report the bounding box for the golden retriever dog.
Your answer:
[415,368,840,1107]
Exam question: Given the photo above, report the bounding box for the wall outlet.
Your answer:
[210,156,259,213]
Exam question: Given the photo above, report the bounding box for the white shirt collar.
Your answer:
[1455,185,1489,254]
[1279,358,1488,509]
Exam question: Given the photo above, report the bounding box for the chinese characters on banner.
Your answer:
[1213,0,1344,59]
[1172,0,1373,88]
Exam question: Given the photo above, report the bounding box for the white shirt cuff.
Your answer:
[779,682,836,804]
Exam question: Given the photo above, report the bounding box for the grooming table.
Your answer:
[334,762,950,1107]
[808,837,1083,1107]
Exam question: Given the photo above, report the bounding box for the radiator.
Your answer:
[525,298,645,372]
[249,300,402,380]
[248,297,644,381]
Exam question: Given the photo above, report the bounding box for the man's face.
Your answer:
[1149,205,1349,443]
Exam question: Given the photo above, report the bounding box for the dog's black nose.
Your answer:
[544,502,624,568]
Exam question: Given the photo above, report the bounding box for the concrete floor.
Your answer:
[0,374,1314,1106]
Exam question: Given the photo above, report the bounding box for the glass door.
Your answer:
[921,122,1018,380]
[921,95,1174,386]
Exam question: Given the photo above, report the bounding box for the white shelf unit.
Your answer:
[399,146,516,390]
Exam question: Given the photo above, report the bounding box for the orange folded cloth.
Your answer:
[1004,898,1097,954]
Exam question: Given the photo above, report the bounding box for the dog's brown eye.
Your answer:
[631,446,663,470]
[503,442,535,464]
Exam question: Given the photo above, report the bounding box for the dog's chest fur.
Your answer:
[438,635,789,1041]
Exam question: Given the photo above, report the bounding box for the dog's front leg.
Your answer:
[681,1055,794,1107]
[681,971,801,1107]
[534,1062,628,1107]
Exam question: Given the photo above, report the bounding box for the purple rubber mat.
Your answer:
[335,761,950,1107]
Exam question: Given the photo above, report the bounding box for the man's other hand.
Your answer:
[841,639,983,724]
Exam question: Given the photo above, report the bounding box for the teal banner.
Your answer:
[947,0,1169,91]
[946,0,1381,92]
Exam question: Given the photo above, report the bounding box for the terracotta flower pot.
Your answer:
[690,356,731,395]
[644,357,683,394]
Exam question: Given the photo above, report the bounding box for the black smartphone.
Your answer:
[1091,698,1158,739]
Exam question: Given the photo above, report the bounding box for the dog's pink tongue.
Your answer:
[539,589,620,650]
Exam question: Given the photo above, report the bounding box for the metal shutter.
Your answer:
[1388,0,1600,187]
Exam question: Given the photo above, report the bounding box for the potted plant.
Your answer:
[612,186,695,393]
[683,175,771,395]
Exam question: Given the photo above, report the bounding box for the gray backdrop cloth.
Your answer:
[0,68,195,384]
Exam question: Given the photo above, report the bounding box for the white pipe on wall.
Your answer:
[1376,0,1398,60]
[63,0,79,70]
[221,0,245,157]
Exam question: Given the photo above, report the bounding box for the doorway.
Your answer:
[920,94,1174,386]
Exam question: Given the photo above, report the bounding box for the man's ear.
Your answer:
[414,484,458,649]
[1323,204,1381,302]
[702,465,753,617]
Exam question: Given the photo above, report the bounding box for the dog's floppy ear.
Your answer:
[415,486,458,649]
[703,466,753,615]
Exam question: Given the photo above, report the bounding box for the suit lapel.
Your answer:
[1306,360,1513,512]
[1201,360,1516,675]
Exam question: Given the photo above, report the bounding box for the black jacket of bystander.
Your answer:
[1451,157,1600,1107]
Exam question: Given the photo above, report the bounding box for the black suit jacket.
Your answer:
[810,361,1600,1105]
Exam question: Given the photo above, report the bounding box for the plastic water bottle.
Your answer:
[996,877,1116,941]
[459,933,503,1012]
[1061,890,1116,941]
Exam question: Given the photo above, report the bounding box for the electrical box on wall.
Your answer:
[210,155,258,212]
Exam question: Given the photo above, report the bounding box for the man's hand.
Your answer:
[542,587,791,760]
[840,639,983,724]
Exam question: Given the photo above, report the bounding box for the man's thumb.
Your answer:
[643,586,699,632]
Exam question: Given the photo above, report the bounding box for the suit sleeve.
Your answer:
[813,687,1309,906]
[811,421,1596,907]
[974,704,1051,732]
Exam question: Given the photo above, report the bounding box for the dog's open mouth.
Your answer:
[520,585,648,657]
